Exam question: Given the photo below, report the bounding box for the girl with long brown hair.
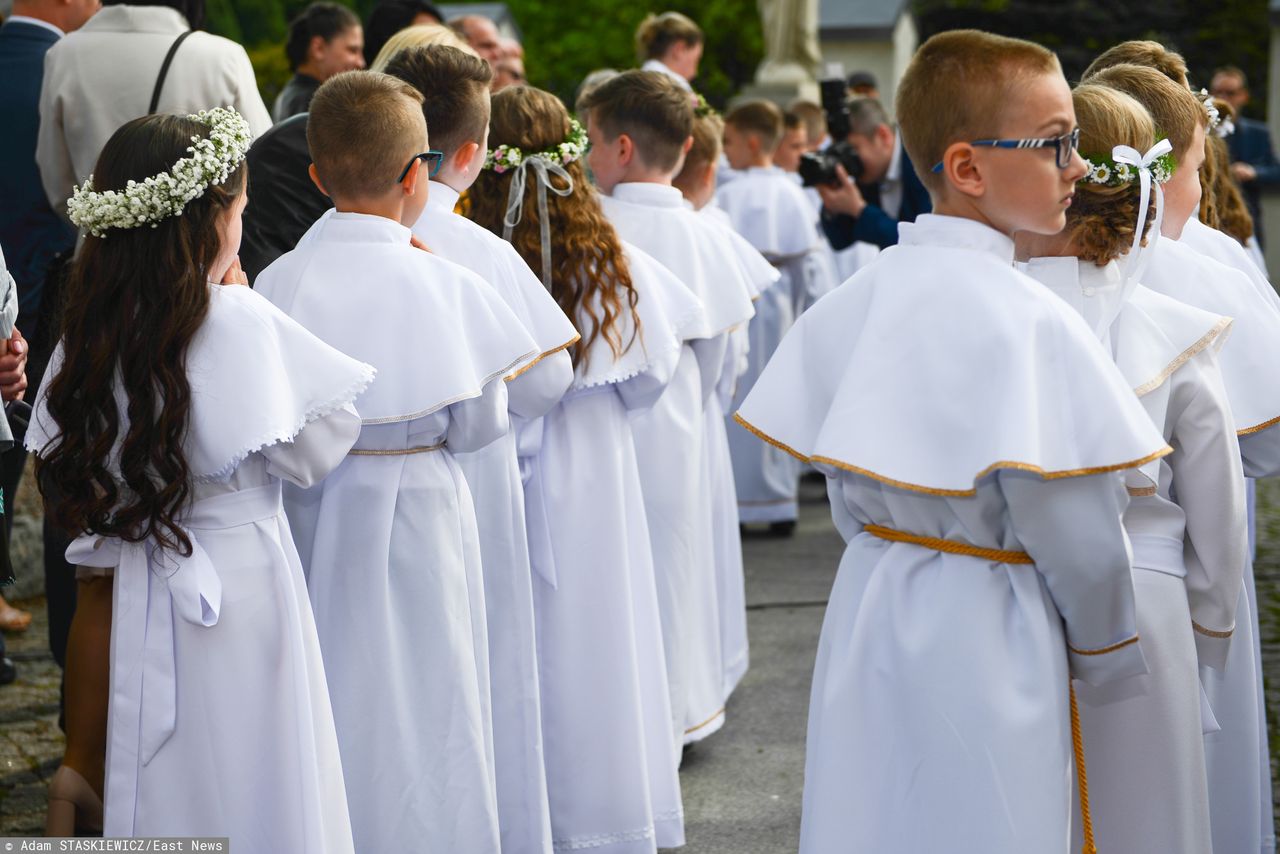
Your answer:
[30,109,370,849]
[469,85,701,853]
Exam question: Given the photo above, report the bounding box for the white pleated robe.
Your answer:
[413,181,579,854]
[256,211,542,854]
[737,215,1171,854]
[28,285,374,851]
[715,167,818,523]
[601,182,757,749]
[1022,256,1246,854]
[1145,235,1280,854]
[523,243,700,854]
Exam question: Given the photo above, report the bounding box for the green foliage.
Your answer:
[209,0,762,113]
[912,0,1272,119]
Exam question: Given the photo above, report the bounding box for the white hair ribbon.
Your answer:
[1111,138,1172,279]
[502,155,575,289]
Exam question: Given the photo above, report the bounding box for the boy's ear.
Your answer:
[618,132,635,167]
[939,142,985,199]
[308,164,331,199]
[453,141,482,173]
[401,157,422,194]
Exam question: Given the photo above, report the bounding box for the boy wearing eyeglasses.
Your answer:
[735,30,1169,853]
[382,44,580,854]
[255,70,542,854]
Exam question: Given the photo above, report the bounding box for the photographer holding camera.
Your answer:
[814,97,930,250]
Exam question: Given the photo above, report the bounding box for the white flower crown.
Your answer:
[68,107,252,238]
[1079,150,1175,187]
[484,118,589,174]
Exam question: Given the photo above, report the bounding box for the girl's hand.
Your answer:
[0,329,27,402]
[220,257,249,287]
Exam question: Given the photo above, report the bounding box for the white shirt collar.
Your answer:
[609,182,685,208]
[897,214,1015,263]
[641,58,693,91]
[6,15,65,37]
[1019,256,1130,341]
[426,180,462,213]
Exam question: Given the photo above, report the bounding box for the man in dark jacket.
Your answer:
[814,97,930,250]
[1212,66,1280,247]
[0,0,97,684]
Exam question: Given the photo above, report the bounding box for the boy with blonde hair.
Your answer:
[737,31,1170,852]
[255,70,541,854]
[716,99,819,536]
[383,44,578,854]
[582,68,760,740]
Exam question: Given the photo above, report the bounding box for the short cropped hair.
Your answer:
[1086,63,1206,159]
[307,71,426,200]
[384,45,492,158]
[724,99,784,153]
[581,70,694,173]
[635,11,702,61]
[787,99,826,146]
[1083,41,1190,88]
[1213,65,1248,88]
[896,29,1060,194]
[284,2,360,71]
[847,97,891,138]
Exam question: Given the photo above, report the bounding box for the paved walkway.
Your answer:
[3,475,1279,848]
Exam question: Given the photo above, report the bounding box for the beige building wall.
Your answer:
[817,12,918,118]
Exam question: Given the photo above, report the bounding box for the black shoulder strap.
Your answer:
[149,30,195,114]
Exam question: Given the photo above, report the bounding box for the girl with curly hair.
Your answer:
[1016,82,1246,854]
[31,109,370,848]
[469,85,702,854]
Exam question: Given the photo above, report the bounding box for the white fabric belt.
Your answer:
[1127,533,1186,579]
[66,483,284,835]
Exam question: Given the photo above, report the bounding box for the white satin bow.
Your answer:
[1111,138,1173,279]
[502,155,575,290]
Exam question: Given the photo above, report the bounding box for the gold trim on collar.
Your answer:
[1238,412,1280,437]
[733,413,1173,498]
[1192,621,1233,639]
[506,334,581,381]
[1132,316,1233,397]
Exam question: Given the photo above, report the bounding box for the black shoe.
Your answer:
[0,657,15,685]
[769,520,797,538]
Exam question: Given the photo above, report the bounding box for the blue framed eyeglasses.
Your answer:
[397,150,445,182]
[930,127,1081,173]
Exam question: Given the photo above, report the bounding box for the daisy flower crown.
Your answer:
[484,118,589,174]
[1079,145,1176,188]
[68,107,252,238]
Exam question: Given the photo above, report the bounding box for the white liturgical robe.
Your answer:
[28,285,374,851]
[256,211,542,854]
[737,215,1170,854]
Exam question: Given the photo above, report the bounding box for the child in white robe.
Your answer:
[675,111,783,708]
[468,85,698,854]
[716,100,819,534]
[583,70,759,750]
[737,32,1171,853]
[1087,61,1280,854]
[29,109,369,850]
[384,45,578,854]
[1016,83,1246,854]
[255,72,542,854]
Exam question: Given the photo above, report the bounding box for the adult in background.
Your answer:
[449,13,500,66]
[635,10,700,91]
[846,69,878,99]
[273,2,364,122]
[36,0,272,222]
[1211,65,1280,248]
[0,0,96,667]
[492,35,523,89]
[362,0,439,67]
[814,96,929,250]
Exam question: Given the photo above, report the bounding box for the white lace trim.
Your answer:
[570,301,704,392]
[551,824,655,851]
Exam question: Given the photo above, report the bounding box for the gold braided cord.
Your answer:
[348,442,445,456]
[1071,682,1097,854]
[732,413,1173,498]
[862,524,1033,564]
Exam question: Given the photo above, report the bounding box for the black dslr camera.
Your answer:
[798,77,864,188]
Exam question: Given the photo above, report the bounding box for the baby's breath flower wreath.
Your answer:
[67,107,252,237]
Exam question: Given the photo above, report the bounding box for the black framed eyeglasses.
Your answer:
[397,150,444,182]
[930,127,1081,173]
